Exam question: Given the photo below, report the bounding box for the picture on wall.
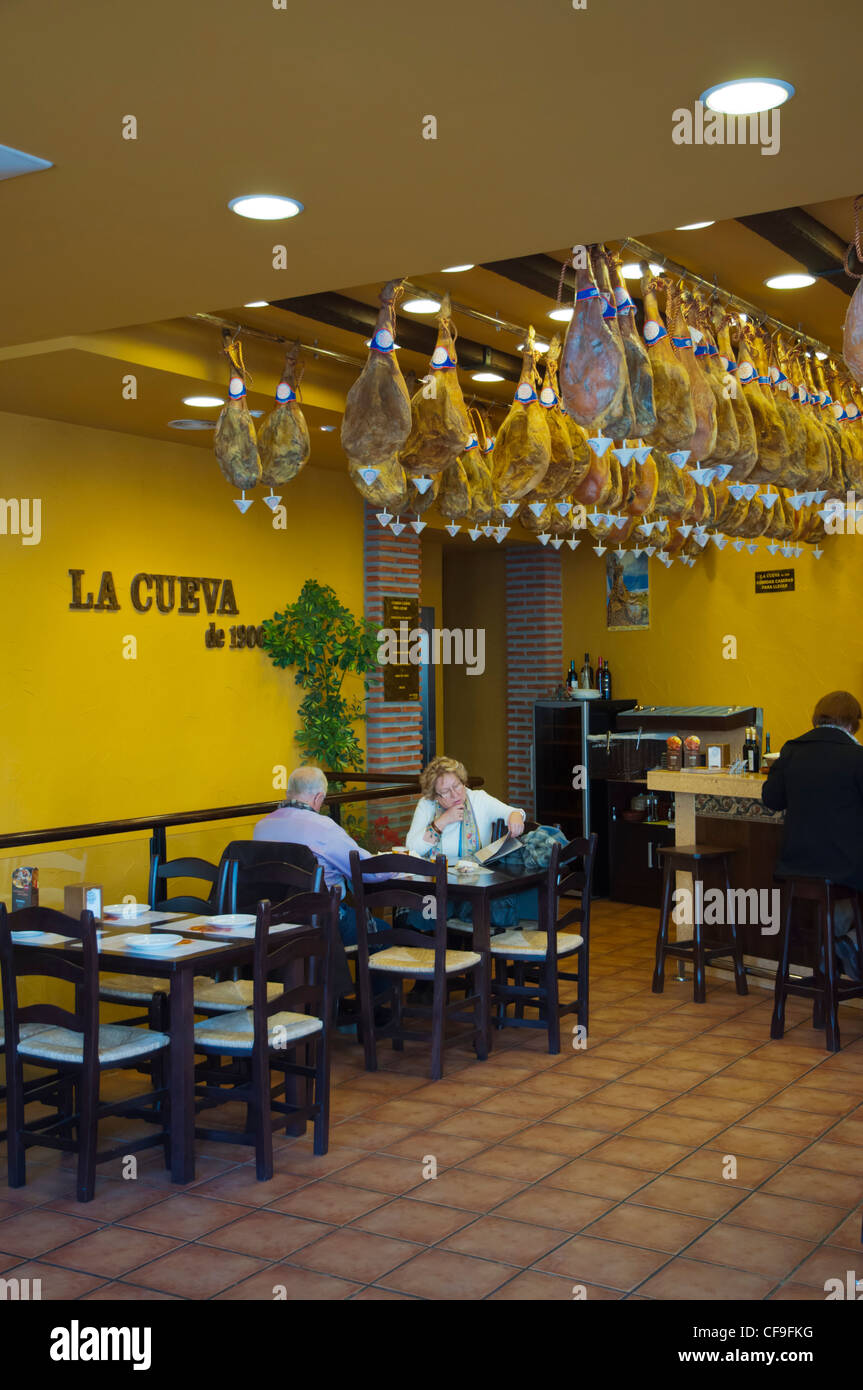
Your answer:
[606,551,649,630]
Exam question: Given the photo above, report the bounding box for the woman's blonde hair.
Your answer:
[420,755,468,800]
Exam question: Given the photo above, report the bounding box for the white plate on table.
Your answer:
[103,903,152,918]
[116,933,186,952]
[206,914,256,928]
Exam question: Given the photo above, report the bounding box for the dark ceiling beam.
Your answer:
[736,208,861,294]
[480,253,576,302]
[269,292,522,381]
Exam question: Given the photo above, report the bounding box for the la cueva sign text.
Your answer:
[68,569,240,615]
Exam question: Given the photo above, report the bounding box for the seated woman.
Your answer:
[405,755,537,929]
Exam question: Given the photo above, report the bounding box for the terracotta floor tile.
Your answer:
[121,1194,249,1238]
[550,1100,648,1131]
[493,1186,612,1232]
[430,1110,530,1142]
[744,1105,835,1139]
[773,1243,856,1291]
[686,1222,814,1278]
[631,1175,744,1220]
[763,1163,863,1206]
[453,1064,540,1088]
[487,1269,622,1300]
[46,1225,182,1278]
[128,1244,270,1297]
[290,1225,419,1282]
[623,1114,727,1146]
[621,1065,714,1093]
[363,1099,458,1129]
[590,1082,681,1111]
[662,1095,755,1125]
[706,1125,811,1162]
[543,1158,652,1200]
[473,1091,565,1119]
[381,1131,487,1166]
[668,1150,780,1188]
[819,1211,863,1250]
[381,1247,514,1299]
[43,1182,165,1223]
[214,1266,361,1300]
[329,1091,378,1120]
[585,1136,692,1173]
[552,1057,634,1081]
[403,1168,526,1213]
[505,1123,608,1158]
[651,1049,724,1075]
[638,1257,775,1300]
[189,1166,310,1207]
[81,1281,181,1300]
[0,1209,102,1258]
[351,1197,473,1243]
[535,1234,667,1290]
[330,1121,416,1150]
[792,1070,863,1096]
[726,1192,848,1242]
[457,1140,572,1181]
[339,1071,425,1098]
[684,1035,761,1058]
[408,1081,501,1108]
[334,1155,428,1195]
[200,1209,331,1259]
[768,1281,835,1300]
[350,1285,420,1300]
[692,1076,783,1103]
[794,1139,863,1175]
[443,1214,570,1266]
[587,1041,670,1064]
[270,1181,390,1225]
[514,1073,601,1100]
[0,1259,106,1300]
[825,1117,863,1146]
[583,1203,709,1253]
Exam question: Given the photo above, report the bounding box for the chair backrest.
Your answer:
[0,903,100,1068]
[250,888,340,1047]
[148,852,220,914]
[215,840,321,913]
[348,850,449,966]
[544,834,598,946]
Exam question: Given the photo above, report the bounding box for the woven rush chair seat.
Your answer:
[194,1007,323,1052]
[490,928,584,959]
[0,1012,52,1046]
[18,1022,169,1066]
[369,946,481,976]
[99,973,282,1014]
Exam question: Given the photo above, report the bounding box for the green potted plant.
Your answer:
[261,578,381,778]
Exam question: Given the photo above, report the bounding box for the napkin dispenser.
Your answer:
[64,884,103,919]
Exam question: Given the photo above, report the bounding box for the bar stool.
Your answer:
[652,845,747,1002]
[770,875,863,1052]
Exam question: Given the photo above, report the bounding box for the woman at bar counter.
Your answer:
[761,690,863,979]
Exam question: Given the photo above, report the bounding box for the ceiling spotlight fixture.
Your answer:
[517,338,550,353]
[228,195,304,220]
[441,265,474,273]
[249,409,265,418]
[167,419,217,431]
[700,78,794,114]
[765,272,816,290]
[319,424,336,432]
[548,306,574,322]
[471,348,504,383]
[815,350,828,360]
[183,395,224,408]
[402,297,441,314]
[621,262,664,279]
[675,222,715,230]
[244,300,269,308]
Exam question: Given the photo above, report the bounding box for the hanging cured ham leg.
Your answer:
[259,342,311,487]
[214,331,262,499]
[492,329,551,500]
[559,253,629,432]
[640,271,696,451]
[342,279,412,508]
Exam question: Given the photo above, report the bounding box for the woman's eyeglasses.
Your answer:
[436,783,464,801]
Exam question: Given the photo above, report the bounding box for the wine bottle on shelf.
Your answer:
[596,657,604,694]
[764,731,771,756]
[566,659,576,692]
[600,660,612,700]
[579,651,594,690]
[743,726,760,773]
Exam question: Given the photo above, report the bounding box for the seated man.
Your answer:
[255,766,381,948]
[762,690,863,979]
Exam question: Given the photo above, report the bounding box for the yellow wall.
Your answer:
[561,539,863,747]
[441,546,507,796]
[0,411,368,885]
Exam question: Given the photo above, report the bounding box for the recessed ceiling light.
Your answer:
[319,424,336,432]
[402,297,441,314]
[228,195,304,220]
[244,300,269,308]
[249,409,265,418]
[472,370,505,383]
[765,273,815,290]
[548,307,574,322]
[168,419,217,430]
[183,395,224,408]
[441,265,474,273]
[815,350,828,360]
[516,339,550,353]
[700,78,794,114]
[675,222,715,231]
[621,262,664,279]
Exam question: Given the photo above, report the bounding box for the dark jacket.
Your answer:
[762,726,863,890]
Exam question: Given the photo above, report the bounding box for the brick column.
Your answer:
[363,506,423,839]
[505,546,563,815]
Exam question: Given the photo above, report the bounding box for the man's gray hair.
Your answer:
[287,766,328,799]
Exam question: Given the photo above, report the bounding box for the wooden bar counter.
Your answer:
[646,767,800,971]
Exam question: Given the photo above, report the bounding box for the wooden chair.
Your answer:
[488,834,597,1053]
[349,850,483,1081]
[214,840,320,914]
[771,875,863,1052]
[0,903,170,1202]
[0,1012,68,1144]
[148,847,220,914]
[192,886,338,1176]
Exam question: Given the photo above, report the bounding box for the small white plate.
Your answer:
[206,914,256,928]
[104,903,152,917]
[121,933,185,952]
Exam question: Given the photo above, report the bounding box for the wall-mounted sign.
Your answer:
[67,568,263,650]
[381,595,420,702]
[755,568,795,594]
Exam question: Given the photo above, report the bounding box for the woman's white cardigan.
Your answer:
[405,788,525,860]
